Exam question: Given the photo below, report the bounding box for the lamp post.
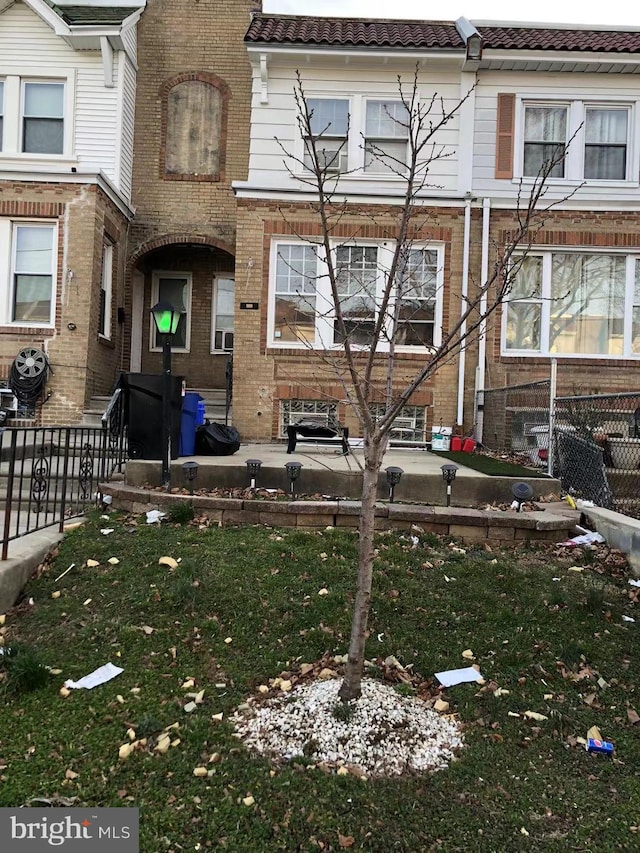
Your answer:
[284,460,302,496]
[181,460,199,495]
[385,466,404,503]
[440,463,458,507]
[246,459,262,489]
[151,300,182,491]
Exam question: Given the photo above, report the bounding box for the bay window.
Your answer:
[504,250,638,358]
[269,240,443,350]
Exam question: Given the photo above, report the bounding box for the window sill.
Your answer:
[0,324,55,335]
[0,154,79,171]
[501,350,640,361]
[98,335,115,350]
[512,176,638,189]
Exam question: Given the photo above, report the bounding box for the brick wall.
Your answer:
[233,199,471,441]
[0,181,129,425]
[125,0,257,384]
[479,209,640,401]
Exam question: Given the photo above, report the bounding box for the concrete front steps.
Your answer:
[82,388,231,428]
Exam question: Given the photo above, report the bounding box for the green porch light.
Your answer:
[151,300,182,336]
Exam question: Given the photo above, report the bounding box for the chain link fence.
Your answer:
[479,382,640,515]
[554,392,640,516]
[478,380,551,466]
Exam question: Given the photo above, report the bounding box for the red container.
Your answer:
[450,436,463,452]
[462,437,476,453]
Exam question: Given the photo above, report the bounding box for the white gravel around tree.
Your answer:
[231,678,464,777]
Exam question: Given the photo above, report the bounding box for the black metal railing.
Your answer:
[1,416,127,560]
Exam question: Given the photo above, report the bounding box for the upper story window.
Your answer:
[496,94,636,183]
[22,82,64,155]
[503,250,640,358]
[584,108,628,180]
[303,98,349,173]
[364,100,409,174]
[523,105,566,179]
[269,239,443,351]
[0,75,72,160]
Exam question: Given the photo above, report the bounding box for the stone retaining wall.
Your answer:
[100,483,576,545]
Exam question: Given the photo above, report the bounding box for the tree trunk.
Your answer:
[339,445,383,701]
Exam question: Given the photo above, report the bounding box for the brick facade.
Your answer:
[0,181,129,425]
[126,0,257,388]
[232,199,478,441]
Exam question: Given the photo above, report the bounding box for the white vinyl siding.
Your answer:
[0,3,133,193]
[473,73,640,201]
[246,60,462,195]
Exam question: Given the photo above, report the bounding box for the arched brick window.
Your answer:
[160,72,229,181]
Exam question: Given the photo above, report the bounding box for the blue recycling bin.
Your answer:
[196,399,206,426]
[180,392,204,456]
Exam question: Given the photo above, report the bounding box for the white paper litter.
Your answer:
[558,531,605,546]
[435,667,483,687]
[622,615,635,623]
[629,579,640,588]
[64,662,123,690]
[146,510,166,524]
[100,528,114,536]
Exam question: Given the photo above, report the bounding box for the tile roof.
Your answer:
[245,16,463,50]
[245,14,640,54]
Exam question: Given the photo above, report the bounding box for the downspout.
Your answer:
[474,196,491,443]
[456,195,472,429]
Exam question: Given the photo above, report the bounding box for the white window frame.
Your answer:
[150,271,192,353]
[514,96,638,185]
[0,79,4,152]
[363,98,410,175]
[98,240,113,340]
[297,94,417,179]
[210,275,235,353]
[501,249,640,360]
[0,70,76,163]
[301,96,350,175]
[267,238,444,352]
[1,220,57,328]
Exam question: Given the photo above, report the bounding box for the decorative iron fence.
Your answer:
[1,418,127,560]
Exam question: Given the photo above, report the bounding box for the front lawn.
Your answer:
[0,512,638,851]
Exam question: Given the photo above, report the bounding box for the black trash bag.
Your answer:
[292,419,339,439]
[195,422,241,456]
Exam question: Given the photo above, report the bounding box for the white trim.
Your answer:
[150,271,192,353]
[514,95,638,184]
[98,240,113,340]
[210,274,235,354]
[267,237,445,353]
[501,247,640,360]
[2,219,58,328]
[113,50,125,187]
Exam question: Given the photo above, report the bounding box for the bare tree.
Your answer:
[276,70,573,701]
